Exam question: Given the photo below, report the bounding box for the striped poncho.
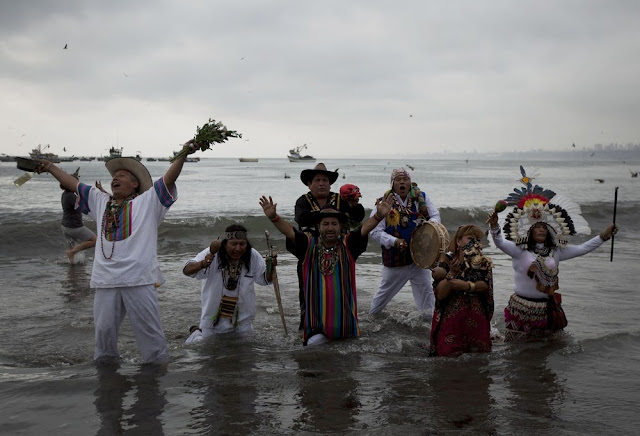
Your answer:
[291,228,368,345]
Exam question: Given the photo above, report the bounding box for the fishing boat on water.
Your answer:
[101,146,123,162]
[172,150,199,162]
[239,157,259,162]
[29,144,60,163]
[287,144,315,162]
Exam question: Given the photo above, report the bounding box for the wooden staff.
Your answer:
[610,186,619,262]
[265,230,288,335]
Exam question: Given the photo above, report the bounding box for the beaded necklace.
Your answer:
[100,195,134,260]
[222,260,243,290]
[318,238,340,275]
[533,243,552,257]
[391,194,414,228]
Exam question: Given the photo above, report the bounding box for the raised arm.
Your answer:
[260,195,295,242]
[35,160,79,192]
[163,140,198,189]
[558,224,618,261]
[487,212,522,257]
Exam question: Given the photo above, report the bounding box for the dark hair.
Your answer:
[447,224,485,256]
[526,222,556,251]
[217,224,252,272]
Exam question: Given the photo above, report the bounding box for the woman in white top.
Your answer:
[488,166,618,341]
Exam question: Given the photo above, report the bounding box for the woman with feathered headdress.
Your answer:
[488,166,618,341]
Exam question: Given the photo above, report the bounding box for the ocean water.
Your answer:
[0,157,639,435]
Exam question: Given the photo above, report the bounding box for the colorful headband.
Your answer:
[390,167,411,187]
[224,231,247,240]
[498,166,591,246]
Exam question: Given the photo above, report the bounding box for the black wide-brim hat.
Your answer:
[314,206,346,223]
[300,162,339,186]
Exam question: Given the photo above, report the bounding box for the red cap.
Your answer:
[340,184,362,200]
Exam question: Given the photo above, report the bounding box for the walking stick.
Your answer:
[610,186,619,262]
[265,230,288,335]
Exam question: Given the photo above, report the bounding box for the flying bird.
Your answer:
[629,169,638,178]
[572,143,576,148]
[63,44,68,49]
[409,114,413,117]
[594,179,605,183]
[405,164,415,171]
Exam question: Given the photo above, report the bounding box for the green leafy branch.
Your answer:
[170,118,242,162]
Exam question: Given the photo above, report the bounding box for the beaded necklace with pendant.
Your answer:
[318,238,340,275]
[100,195,133,260]
[222,260,243,290]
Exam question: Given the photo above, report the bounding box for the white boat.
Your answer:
[239,157,259,162]
[287,144,315,162]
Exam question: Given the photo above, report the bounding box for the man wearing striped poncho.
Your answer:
[260,194,393,346]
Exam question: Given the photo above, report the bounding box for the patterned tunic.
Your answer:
[291,228,368,344]
[429,257,494,357]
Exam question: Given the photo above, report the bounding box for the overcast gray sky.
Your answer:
[1,0,639,159]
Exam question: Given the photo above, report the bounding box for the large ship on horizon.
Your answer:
[287,144,315,162]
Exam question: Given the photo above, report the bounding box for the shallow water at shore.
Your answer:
[1,158,639,434]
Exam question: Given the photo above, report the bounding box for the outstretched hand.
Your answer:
[376,193,394,218]
[182,139,198,155]
[600,223,619,240]
[259,195,278,219]
[33,158,52,174]
[486,211,499,229]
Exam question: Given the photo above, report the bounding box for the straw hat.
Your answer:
[300,163,339,186]
[105,157,153,193]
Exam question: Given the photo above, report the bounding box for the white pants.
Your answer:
[369,263,435,314]
[94,285,168,364]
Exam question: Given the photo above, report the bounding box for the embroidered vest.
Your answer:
[379,191,430,267]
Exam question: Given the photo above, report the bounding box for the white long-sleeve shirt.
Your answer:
[370,191,440,248]
[490,227,604,299]
[185,247,271,334]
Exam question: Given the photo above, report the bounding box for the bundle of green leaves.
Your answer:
[171,118,242,162]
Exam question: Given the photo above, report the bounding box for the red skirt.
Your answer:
[430,293,492,357]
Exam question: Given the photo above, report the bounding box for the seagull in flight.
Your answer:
[63,44,68,49]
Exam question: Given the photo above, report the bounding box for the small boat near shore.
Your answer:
[239,157,259,162]
[287,144,315,162]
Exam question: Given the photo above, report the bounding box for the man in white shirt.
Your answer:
[369,167,440,315]
[36,141,198,364]
[183,225,274,343]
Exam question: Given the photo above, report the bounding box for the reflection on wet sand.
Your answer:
[501,342,565,433]
[94,363,167,435]
[291,351,362,432]
[187,338,260,434]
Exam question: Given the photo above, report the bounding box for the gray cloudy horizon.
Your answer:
[1,1,639,159]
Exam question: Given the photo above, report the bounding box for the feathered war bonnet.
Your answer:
[498,166,591,246]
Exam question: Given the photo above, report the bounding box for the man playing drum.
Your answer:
[369,167,441,316]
